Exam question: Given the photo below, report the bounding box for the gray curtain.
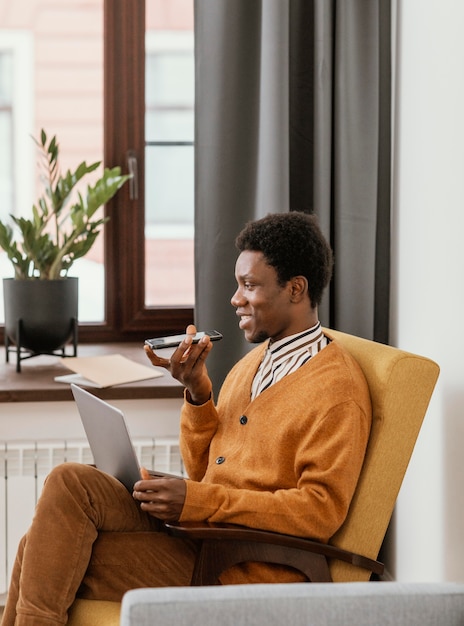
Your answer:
[194,0,391,395]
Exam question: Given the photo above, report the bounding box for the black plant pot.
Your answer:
[3,277,78,361]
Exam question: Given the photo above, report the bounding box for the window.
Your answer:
[145,30,195,307]
[97,0,194,343]
[0,50,14,223]
[0,30,34,286]
[0,4,105,327]
[0,1,194,343]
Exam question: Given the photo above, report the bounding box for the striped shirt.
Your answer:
[251,322,329,400]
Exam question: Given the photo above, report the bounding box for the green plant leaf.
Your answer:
[0,129,131,280]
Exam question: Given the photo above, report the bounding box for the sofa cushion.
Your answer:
[121,582,464,626]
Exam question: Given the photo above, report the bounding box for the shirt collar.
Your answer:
[267,321,324,355]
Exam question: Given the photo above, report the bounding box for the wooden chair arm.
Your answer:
[164,521,384,583]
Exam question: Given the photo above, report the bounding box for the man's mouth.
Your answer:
[238,314,252,329]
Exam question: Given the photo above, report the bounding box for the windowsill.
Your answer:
[0,343,184,402]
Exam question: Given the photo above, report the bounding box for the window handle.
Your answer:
[127,150,138,200]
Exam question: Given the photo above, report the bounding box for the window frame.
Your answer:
[0,0,193,346]
[78,0,194,343]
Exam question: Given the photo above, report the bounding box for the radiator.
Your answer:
[0,437,183,594]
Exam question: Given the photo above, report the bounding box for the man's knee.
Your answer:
[44,462,98,491]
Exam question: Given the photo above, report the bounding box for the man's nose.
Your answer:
[230,287,244,308]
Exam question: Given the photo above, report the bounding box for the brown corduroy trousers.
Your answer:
[1,463,197,626]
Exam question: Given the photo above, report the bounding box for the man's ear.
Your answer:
[289,276,308,302]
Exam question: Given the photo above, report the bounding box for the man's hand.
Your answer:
[133,476,186,522]
[144,324,213,404]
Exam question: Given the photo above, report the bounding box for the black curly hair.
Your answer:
[235,211,333,308]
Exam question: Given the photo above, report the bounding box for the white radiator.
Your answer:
[0,437,183,594]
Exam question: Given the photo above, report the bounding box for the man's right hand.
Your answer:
[144,324,213,404]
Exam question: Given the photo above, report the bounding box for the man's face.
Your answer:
[231,250,295,343]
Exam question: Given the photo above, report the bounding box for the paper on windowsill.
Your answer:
[54,354,163,388]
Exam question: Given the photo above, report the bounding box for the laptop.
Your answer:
[71,383,182,491]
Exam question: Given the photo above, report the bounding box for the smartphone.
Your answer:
[145,330,223,350]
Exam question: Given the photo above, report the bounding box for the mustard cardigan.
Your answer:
[179,336,372,583]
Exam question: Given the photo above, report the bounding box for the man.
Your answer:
[2,212,371,625]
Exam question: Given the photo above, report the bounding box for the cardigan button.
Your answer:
[215,456,226,465]
[239,415,248,425]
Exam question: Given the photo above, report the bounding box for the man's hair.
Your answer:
[235,211,333,307]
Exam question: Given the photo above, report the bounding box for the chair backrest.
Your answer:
[324,329,439,582]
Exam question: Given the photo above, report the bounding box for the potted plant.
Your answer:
[0,129,131,368]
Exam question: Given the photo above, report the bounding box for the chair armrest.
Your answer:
[164,521,384,577]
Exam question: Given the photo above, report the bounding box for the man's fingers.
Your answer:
[144,344,171,369]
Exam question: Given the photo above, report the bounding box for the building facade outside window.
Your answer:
[145,29,194,307]
[0,31,34,236]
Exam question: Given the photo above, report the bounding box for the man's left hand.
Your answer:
[133,477,186,521]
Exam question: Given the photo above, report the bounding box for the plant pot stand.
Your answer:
[5,317,78,373]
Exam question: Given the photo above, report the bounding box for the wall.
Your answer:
[1,398,183,441]
[390,0,464,581]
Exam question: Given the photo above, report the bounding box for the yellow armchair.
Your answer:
[67,329,439,623]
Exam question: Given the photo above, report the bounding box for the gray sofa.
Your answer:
[121,581,464,626]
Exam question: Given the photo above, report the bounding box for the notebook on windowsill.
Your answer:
[54,353,163,388]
